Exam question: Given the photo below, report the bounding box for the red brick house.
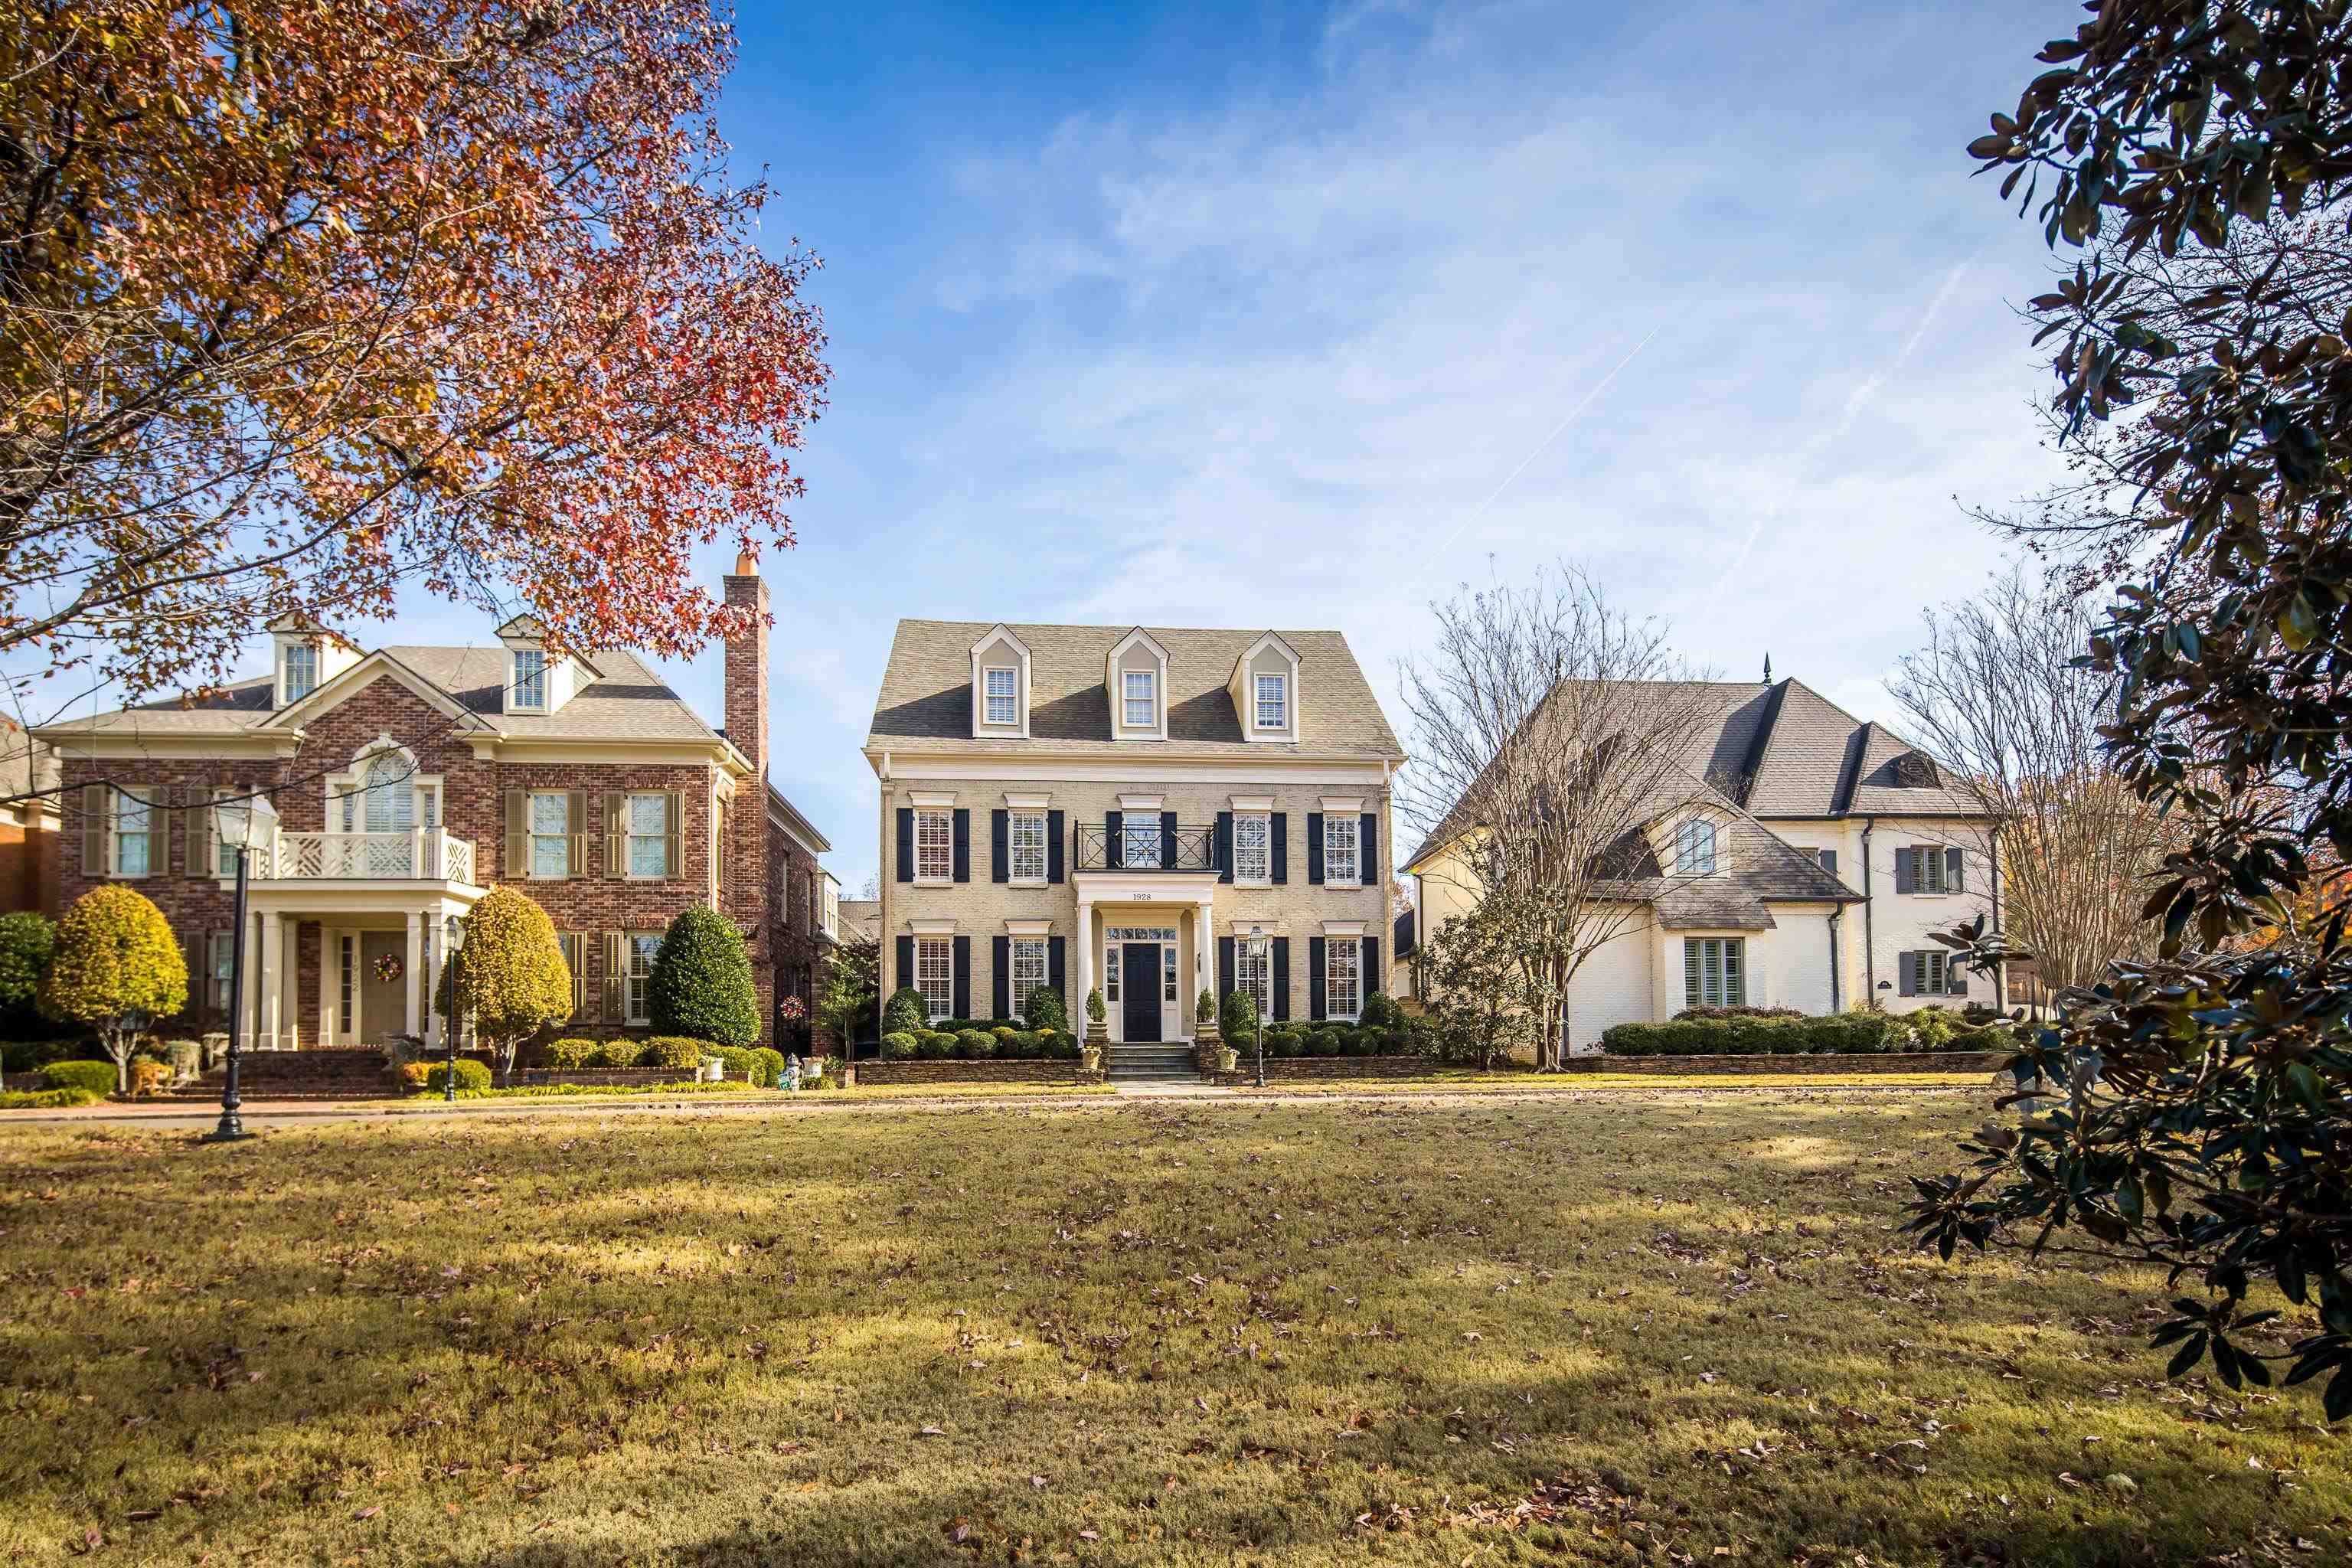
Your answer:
[32,558,831,1050]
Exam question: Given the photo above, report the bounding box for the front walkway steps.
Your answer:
[1103,1044,1200,1086]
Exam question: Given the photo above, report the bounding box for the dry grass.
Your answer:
[0,1092,2343,1566]
[1225,1071,1993,1095]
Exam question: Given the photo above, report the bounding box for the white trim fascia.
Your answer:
[1228,795,1276,812]
[465,735,743,776]
[34,732,303,760]
[1227,919,1285,936]
[1004,918,1054,936]
[1004,792,1052,809]
[256,651,492,733]
[1071,871,1219,902]
[864,754,1396,786]
[907,790,958,808]
[1319,796,1366,812]
[1320,920,1368,937]
[1116,794,1163,811]
[908,918,958,936]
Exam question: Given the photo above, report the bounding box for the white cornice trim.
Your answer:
[258,651,492,734]
[1004,792,1051,809]
[1320,796,1366,812]
[865,753,1395,786]
[34,733,302,760]
[908,918,958,936]
[1004,918,1054,936]
[906,789,958,808]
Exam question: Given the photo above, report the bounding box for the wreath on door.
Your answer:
[373,952,404,985]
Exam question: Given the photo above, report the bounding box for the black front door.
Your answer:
[1120,944,1161,1041]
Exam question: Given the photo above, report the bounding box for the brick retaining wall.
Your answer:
[854,1060,1105,1086]
[513,1067,704,1088]
[1209,1055,1432,1083]
[1570,1051,2005,1076]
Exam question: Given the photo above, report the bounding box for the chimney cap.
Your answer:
[733,550,758,577]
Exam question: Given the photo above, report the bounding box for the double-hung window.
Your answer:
[512,648,547,710]
[1323,814,1360,886]
[528,792,570,879]
[915,937,954,1024]
[1236,940,1272,1021]
[915,808,953,882]
[1913,950,1951,997]
[109,788,155,877]
[984,667,1018,726]
[1254,674,1287,730]
[626,792,673,877]
[1122,815,1161,869]
[1906,846,1952,893]
[1325,937,1361,1022]
[626,933,661,1024]
[1683,938,1745,1008]
[1008,811,1047,882]
[283,644,318,703]
[1674,818,1717,875]
[1010,938,1048,1021]
[1122,670,1155,729]
[1233,812,1270,884]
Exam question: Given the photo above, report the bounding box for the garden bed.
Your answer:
[852,1060,1105,1086]
[1573,1050,2006,1076]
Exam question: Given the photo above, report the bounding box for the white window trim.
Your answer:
[1010,936,1049,1021]
[509,647,549,713]
[104,786,158,878]
[624,932,661,1026]
[623,791,674,880]
[1323,812,1361,888]
[1325,935,1362,1023]
[982,665,1020,727]
[322,736,440,844]
[1682,937,1746,1009]
[1674,818,1718,877]
[281,643,319,706]
[1236,939,1274,1022]
[526,789,572,881]
[1916,949,1951,997]
[1122,668,1157,730]
[913,807,954,885]
[1233,810,1272,887]
[1909,845,1952,894]
[915,936,954,1024]
[1008,809,1048,885]
[1253,672,1288,730]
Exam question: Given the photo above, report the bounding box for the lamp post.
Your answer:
[1247,923,1267,1089]
[203,792,276,1144]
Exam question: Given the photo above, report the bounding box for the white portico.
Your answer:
[1073,872,1218,1043]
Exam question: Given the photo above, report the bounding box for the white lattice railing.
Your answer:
[260,830,479,883]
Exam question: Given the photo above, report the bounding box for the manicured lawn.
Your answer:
[1227,1069,1995,1093]
[0,1094,2341,1565]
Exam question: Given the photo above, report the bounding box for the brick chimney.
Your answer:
[721,552,774,1039]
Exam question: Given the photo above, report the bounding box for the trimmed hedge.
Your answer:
[40,1060,116,1096]
[880,1031,919,1061]
[638,1036,705,1070]
[1250,1021,1429,1059]
[882,988,928,1036]
[424,1059,494,1093]
[0,1086,102,1109]
[1600,1011,2013,1055]
[880,1027,1076,1062]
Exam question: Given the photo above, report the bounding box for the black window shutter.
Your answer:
[952,809,971,883]
[1271,813,1288,884]
[952,936,971,1018]
[1215,812,1233,884]
[895,808,913,883]
[992,935,1010,1018]
[895,935,914,994]
[1048,936,1066,1001]
[1893,847,1913,894]
[1945,847,1965,893]
[1306,812,1325,885]
[1160,810,1177,869]
[1361,812,1377,883]
[1308,936,1327,1020]
[1818,848,1838,876]
[1217,936,1235,1001]
[1271,938,1291,1021]
[1105,808,1123,869]
[1363,936,1380,998]
[1047,810,1065,883]
[991,810,1009,883]
[1898,951,1917,996]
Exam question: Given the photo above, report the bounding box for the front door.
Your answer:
[1120,944,1162,1042]
[360,932,406,1043]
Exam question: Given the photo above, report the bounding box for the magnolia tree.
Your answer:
[2,0,828,707]
[1399,564,1716,1069]
[447,887,570,1085]
[648,907,760,1047]
[39,888,187,1093]
[1418,898,1534,1070]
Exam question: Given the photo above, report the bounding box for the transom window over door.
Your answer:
[1233,813,1269,883]
[1324,814,1360,885]
[1011,938,1047,1018]
[1009,811,1047,882]
[916,937,954,1024]
[626,792,672,877]
[984,667,1018,725]
[915,808,953,882]
[529,792,570,878]
[1683,938,1745,1008]
[1325,937,1361,1021]
[1254,673,1287,730]
[1122,670,1155,728]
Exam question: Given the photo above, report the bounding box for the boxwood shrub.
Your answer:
[544,1037,601,1070]
[637,1036,706,1070]
[952,1028,995,1060]
[880,1031,918,1061]
[916,1030,958,1060]
[424,1059,493,1093]
[1601,1014,1903,1056]
[753,1047,787,1085]
[596,1037,648,1069]
[39,1060,116,1096]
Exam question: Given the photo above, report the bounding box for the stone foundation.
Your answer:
[854,1060,1106,1086]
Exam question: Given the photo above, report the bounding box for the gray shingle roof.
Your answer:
[864,620,1403,757]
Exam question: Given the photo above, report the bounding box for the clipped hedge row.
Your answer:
[40,1060,116,1095]
[1602,1012,2010,1056]
[423,1059,494,1093]
[878,1027,1081,1062]
[1246,1021,1430,1059]
[0,1086,102,1109]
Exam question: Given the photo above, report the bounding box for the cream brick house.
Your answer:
[1403,675,2001,1052]
[862,622,1405,1045]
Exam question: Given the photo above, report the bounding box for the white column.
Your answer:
[403,910,423,1039]
[258,911,283,1050]
[238,910,261,1048]
[1074,893,1093,1022]
[1195,895,1215,1015]
[422,908,444,1052]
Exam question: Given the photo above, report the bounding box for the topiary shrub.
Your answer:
[40,887,188,1093]
[545,1037,601,1070]
[753,1047,786,1086]
[425,1059,492,1093]
[40,1059,116,1096]
[638,1035,704,1070]
[916,1030,957,1060]
[954,1027,994,1060]
[596,1037,647,1068]
[883,988,928,1036]
[1086,988,1105,1025]
[1023,985,1067,1034]
[648,906,760,1048]
[447,887,571,1084]
[880,1031,917,1061]
[1357,992,1403,1030]
[1219,991,1259,1044]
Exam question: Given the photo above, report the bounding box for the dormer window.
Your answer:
[1674,818,1717,875]
[283,643,318,703]
[1254,673,1287,730]
[511,648,547,712]
[1122,669,1156,729]
[985,667,1018,725]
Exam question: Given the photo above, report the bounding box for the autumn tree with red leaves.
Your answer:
[1,0,828,704]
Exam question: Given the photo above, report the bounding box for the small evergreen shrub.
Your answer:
[638,1036,705,1070]
[1220,991,1259,1043]
[40,1060,116,1096]
[1086,988,1105,1024]
[1673,1004,1805,1021]
[648,907,760,1047]
[545,1038,601,1070]
[1023,985,1067,1033]
[954,1027,995,1060]
[880,1031,917,1061]
[916,1030,957,1060]
[1601,1014,1908,1056]
[753,1047,787,1086]
[992,1025,1018,1041]
[0,1086,100,1109]
[1357,992,1403,1030]
[883,988,928,1035]
[425,1059,492,1093]
[596,1038,648,1068]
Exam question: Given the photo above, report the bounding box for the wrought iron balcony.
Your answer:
[251,829,480,884]
[1074,822,1219,873]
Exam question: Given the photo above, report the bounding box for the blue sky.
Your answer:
[34,1,2081,893]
